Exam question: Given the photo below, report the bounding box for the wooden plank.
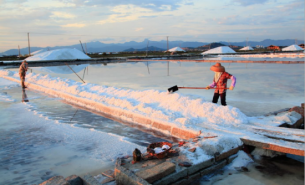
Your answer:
[155,154,236,185]
[252,128,305,137]
[172,160,227,185]
[262,135,305,143]
[153,168,188,185]
[215,146,241,161]
[187,158,215,175]
[241,138,304,156]
[115,158,151,185]
[135,162,176,184]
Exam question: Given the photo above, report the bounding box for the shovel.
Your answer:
[168,85,228,93]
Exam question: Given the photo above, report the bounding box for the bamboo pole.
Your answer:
[167,36,169,52]
[146,40,149,57]
[79,40,85,54]
[27,33,31,56]
[18,45,21,57]
[167,61,169,76]
[65,63,85,83]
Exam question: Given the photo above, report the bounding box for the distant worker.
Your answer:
[206,63,236,106]
[19,60,28,88]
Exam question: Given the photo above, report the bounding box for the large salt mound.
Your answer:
[31,49,48,56]
[202,46,236,55]
[26,48,91,61]
[239,46,254,51]
[282,44,304,51]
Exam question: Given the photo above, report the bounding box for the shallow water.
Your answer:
[0,87,168,184]
[25,61,305,116]
[203,56,304,61]
[199,156,304,185]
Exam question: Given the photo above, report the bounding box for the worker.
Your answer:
[206,63,236,106]
[19,60,28,88]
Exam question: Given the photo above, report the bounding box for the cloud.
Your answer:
[2,0,27,3]
[98,14,138,24]
[59,0,184,11]
[0,26,9,30]
[184,2,194,6]
[97,5,155,24]
[232,0,270,6]
[93,38,116,42]
[0,0,27,8]
[51,12,76,19]
[61,23,86,27]
[216,15,240,25]
[214,0,304,26]
[135,27,143,31]
[2,9,52,21]
[139,15,158,18]
[277,0,304,12]
[215,14,285,25]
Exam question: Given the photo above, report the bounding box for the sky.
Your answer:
[0,0,304,52]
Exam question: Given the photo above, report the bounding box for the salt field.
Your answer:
[25,61,304,116]
[1,0,304,183]
[0,58,304,184]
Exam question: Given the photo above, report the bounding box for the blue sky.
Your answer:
[0,0,304,52]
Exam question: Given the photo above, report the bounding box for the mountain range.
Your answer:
[1,39,303,56]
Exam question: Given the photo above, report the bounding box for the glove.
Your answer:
[206,86,211,90]
[229,86,234,90]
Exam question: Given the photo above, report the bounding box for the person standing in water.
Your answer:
[19,60,28,88]
[206,63,236,106]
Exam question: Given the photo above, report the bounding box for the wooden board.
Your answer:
[241,138,304,156]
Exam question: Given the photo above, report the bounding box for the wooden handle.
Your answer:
[178,87,229,89]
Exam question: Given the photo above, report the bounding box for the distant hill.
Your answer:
[1,39,303,56]
[123,46,164,52]
[198,42,226,49]
[219,39,302,48]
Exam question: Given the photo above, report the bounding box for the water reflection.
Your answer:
[35,64,89,74]
[22,89,29,102]
[203,56,303,61]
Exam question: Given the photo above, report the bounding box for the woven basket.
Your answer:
[147,142,172,159]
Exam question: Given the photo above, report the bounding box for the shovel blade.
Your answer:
[168,85,179,93]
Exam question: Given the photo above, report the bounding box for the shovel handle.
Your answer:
[178,87,229,89]
[210,87,229,89]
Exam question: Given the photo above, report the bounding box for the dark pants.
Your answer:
[20,74,26,88]
[212,92,227,106]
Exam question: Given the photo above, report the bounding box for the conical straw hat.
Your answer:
[210,63,225,72]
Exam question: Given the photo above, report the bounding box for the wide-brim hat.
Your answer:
[210,63,225,72]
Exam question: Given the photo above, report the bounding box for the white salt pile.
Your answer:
[25,48,91,61]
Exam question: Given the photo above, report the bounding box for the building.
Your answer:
[267,45,280,51]
[299,44,304,49]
